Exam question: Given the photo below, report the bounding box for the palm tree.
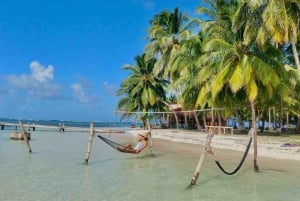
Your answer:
[116,54,169,128]
[233,0,300,80]
[261,0,300,80]
[145,7,197,80]
[193,0,292,172]
[169,33,204,129]
[232,0,300,138]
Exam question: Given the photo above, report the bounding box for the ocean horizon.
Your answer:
[0,117,139,129]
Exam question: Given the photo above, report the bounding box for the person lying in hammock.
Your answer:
[117,133,149,154]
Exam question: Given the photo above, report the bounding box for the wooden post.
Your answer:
[193,111,201,131]
[190,131,214,185]
[19,120,32,153]
[84,122,95,164]
[184,113,188,129]
[59,123,65,132]
[147,118,154,156]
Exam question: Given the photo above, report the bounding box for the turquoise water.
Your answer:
[1,129,300,201]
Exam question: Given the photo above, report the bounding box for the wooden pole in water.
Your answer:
[84,122,95,164]
[19,120,32,153]
[190,131,214,185]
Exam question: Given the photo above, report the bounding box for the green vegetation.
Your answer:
[116,0,300,170]
[116,54,169,126]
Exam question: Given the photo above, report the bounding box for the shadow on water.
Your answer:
[80,150,164,166]
[184,166,289,190]
[184,166,255,190]
[127,152,164,160]
[81,157,119,166]
[29,150,51,154]
[185,174,225,190]
[258,168,288,173]
[233,166,288,174]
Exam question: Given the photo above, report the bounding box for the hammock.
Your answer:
[97,135,142,154]
[214,137,252,175]
[97,135,125,149]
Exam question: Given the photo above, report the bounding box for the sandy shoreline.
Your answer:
[127,128,300,162]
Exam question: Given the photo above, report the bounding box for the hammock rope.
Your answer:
[214,137,252,175]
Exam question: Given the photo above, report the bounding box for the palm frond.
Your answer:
[211,65,231,98]
[229,63,244,93]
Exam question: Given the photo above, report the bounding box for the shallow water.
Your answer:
[1,130,299,201]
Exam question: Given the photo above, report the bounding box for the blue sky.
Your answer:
[0,0,200,122]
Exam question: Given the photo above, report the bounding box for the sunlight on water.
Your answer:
[1,130,299,201]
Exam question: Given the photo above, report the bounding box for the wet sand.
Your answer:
[151,137,300,176]
[128,128,300,175]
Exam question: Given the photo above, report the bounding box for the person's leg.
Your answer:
[120,144,133,151]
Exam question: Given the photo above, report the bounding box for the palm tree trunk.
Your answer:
[268,108,272,131]
[217,111,222,133]
[296,114,300,132]
[280,99,283,128]
[291,42,300,81]
[202,113,207,128]
[251,102,259,172]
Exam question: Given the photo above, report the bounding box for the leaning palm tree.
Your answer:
[194,0,292,172]
[116,54,169,128]
[199,40,289,173]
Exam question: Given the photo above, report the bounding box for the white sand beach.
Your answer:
[127,128,300,161]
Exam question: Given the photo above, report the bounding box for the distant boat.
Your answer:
[10,132,31,140]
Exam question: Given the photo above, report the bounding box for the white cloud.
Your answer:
[30,61,54,82]
[5,61,61,98]
[70,78,99,104]
[70,83,89,104]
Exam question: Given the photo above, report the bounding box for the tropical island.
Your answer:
[1,1,300,200]
[115,0,300,173]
